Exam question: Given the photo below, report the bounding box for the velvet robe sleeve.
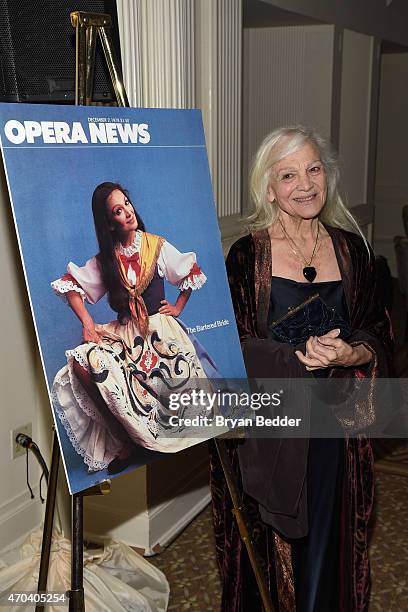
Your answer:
[226,234,309,378]
[327,228,394,434]
[226,234,310,538]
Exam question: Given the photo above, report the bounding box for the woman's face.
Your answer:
[106,189,138,235]
[267,142,327,220]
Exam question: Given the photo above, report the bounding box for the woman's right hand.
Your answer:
[295,328,371,370]
[66,290,100,344]
[82,322,100,344]
[295,328,341,370]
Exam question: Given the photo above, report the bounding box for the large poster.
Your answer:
[0,103,246,494]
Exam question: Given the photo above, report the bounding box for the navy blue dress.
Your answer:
[268,277,348,612]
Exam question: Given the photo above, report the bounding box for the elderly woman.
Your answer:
[210,127,392,611]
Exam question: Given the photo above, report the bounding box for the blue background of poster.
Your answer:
[0,103,246,493]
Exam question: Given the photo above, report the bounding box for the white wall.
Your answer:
[376,53,408,189]
[242,24,334,213]
[0,168,45,551]
[262,0,408,46]
[338,29,373,208]
[374,52,408,274]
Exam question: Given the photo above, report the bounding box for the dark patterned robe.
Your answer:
[210,226,393,612]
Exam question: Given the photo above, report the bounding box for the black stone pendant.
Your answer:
[303,266,317,282]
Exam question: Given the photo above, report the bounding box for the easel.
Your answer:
[36,11,274,612]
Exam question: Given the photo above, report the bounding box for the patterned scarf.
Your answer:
[115,231,165,337]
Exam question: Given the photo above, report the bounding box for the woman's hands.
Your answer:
[82,322,101,344]
[159,288,192,317]
[295,328,372,371]
[158,300,182,317]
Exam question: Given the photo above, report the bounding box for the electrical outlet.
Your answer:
[11,423,32,459]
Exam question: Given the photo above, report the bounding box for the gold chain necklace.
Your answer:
[278,218,320,282]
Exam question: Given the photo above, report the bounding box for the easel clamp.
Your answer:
[70,12,112,28]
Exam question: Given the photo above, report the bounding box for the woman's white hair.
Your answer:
[247,125,366,242]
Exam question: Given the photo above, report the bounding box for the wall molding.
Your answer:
[147,486,210,556]
[144,453,210,554]
[0,486,42,552]
[84,500,150,551]
[84,461,210,556]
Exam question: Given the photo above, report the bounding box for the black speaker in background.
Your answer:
[0,0,122,103]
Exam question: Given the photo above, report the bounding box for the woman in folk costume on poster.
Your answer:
[51,181,216,473]
[210,127,393,611]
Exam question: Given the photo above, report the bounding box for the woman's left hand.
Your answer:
[159,300,181,317]
[295,329,372,370]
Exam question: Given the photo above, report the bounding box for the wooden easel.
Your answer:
[36,11,274,612]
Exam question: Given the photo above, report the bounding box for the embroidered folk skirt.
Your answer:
[52,313,212,471]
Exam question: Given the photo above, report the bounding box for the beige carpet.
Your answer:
[369,471,408,611]
[149,466,408,611]
[149,502,221,611]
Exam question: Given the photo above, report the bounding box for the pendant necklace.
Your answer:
[278,218,320,282]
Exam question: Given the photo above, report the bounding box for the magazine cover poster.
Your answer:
[0,103,246,494]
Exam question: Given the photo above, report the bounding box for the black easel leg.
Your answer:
[36,432,60,612]
[215,439,275,612]
[69,494,85,612]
